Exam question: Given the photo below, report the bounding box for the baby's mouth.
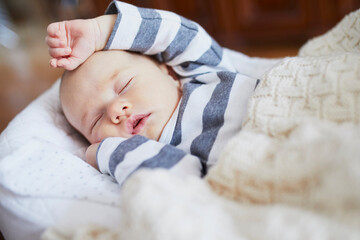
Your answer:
[126,113,151,135]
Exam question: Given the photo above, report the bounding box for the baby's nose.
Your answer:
[107,100,132,124]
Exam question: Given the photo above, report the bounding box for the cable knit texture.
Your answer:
[299,9,360,56]
[43,8,360,240]
[240,53,360,137]
[206,7,360,235]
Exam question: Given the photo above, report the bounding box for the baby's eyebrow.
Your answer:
[109,70,122,83]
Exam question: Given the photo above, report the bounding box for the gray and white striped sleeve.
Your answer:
[97,135,202,185]
[104,1,235,77]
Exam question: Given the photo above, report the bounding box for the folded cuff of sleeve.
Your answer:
[96,137,126,175]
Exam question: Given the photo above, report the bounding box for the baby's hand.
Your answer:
[45,19,100,71]
[85,142,101,170]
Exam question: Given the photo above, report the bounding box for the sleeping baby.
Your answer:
[46,1,259,185]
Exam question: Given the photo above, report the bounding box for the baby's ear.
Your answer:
[160,63,180,86]
[166,65,178,81]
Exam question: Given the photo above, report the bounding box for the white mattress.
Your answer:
[0,50,281,240]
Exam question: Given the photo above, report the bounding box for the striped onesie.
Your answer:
[96,1,259,185]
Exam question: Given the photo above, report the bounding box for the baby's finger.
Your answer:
[49,58,58,68]
[47,22,62,37]
[57,58,79,71]
[49,58,74,70]
[45,36,66,48]
[48,47,72,58]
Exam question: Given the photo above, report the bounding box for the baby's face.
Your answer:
[60,50,181,144]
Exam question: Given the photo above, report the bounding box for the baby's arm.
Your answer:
[46,1,231,74]
[104,1,233,76]
[86,136,202,185]
[45,15,116,70]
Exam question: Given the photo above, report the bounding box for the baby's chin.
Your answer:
[85,132,104,145]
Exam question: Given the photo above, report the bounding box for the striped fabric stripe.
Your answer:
[130,8,162,52]
[109,135,148,176]
[170,80,202,146]
[156,16,198,62]
[181,39,223,71]
[144,10,181,55]
[113,139,167,184]
[104,13,121,50]
[190,71,236,173]
[105,1,142,50]
[135,144,186,170]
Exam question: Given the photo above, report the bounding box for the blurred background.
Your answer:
[0,0,359,239]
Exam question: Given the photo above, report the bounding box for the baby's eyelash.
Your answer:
[90,114,103,133]
[118,77,134,94]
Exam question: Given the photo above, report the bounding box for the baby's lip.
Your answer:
[126,113,151,135]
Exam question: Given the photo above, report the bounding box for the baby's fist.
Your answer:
[45,19,99,70]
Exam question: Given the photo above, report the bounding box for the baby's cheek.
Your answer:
[93,131,105,144]
[89,127,104,144]
[94,125,118,142]
[146,119,162,141]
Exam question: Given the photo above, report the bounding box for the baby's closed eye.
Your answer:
[90,114,103,134]
[116,77,134,95]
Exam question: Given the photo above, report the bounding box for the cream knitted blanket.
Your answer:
[43,9,360,240]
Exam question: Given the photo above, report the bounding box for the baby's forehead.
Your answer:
[60,70,90,104]
[60,50,159,95]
